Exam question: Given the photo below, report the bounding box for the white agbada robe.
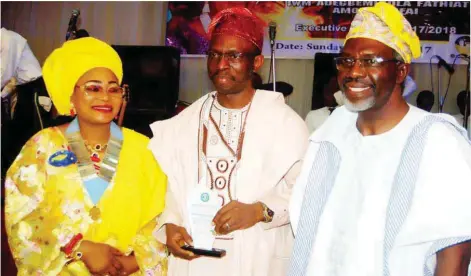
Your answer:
[451,113,471,135]
[149,90,309,276]
[290,104,471,276]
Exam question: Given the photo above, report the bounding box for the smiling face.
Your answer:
[337,38,409,113]
[71,67,123,125]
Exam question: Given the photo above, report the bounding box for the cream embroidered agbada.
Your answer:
[148,90,309,276]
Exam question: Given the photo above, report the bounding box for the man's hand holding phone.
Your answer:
[165,223,200,260]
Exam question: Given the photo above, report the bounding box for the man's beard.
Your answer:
[343,92,376,112]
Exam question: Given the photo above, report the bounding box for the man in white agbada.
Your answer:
[148,7,308,276]
[289,2,471,276]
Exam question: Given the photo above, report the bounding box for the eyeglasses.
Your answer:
[75,81,124,98]
[334,57,402,71]
[207,50,257,64]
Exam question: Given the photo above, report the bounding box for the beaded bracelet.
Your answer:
[72,243,84,261]
[65,245,84,266]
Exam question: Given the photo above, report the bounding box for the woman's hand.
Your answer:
[78,240,124,276]
[115,254,139,276]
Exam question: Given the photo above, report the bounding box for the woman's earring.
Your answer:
[70,105,76,116]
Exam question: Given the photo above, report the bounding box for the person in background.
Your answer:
[148,7,308,276]
[402,75,417,100]
[290,3,471,276]
[251,72,263,88]
[305,74,344,134]
[1,27,42,90]
[452,90,470,129]
[5,37,168,276]
[416,90,435,112]
[1,27,43,124]
[252,72,295,101]
[166,2,209,54]
[258,81,294,101]
[75,29,90,39]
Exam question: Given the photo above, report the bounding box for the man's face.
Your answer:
[337,38,407,112]
[207,33,263,95]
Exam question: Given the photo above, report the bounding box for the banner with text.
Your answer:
[166,1,470,63]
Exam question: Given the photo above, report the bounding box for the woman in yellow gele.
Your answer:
[4,37,168,276]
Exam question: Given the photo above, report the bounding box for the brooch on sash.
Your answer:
[89,206,101,221]
[48,150,77,167]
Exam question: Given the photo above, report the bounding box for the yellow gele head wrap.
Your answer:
[345,2,421,63]
[42,37,123,115]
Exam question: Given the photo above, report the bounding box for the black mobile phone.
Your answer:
[181,245,226,258]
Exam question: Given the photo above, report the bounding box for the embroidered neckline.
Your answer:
[197,90,256,200]
[213,92,251,112]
